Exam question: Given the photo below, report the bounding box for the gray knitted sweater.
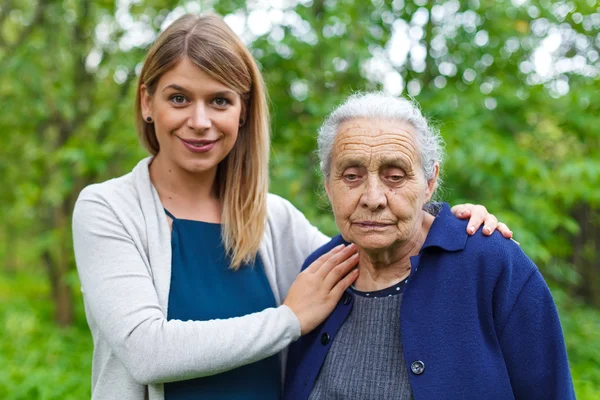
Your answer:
[72,157,329,400]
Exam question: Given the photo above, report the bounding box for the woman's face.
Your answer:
[141,57,243,176]
[325,118,437,252]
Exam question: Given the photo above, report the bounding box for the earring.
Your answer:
[146,116,153,122]
[239,119,244,127]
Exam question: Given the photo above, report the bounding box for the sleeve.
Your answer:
[496,266,575,400]
[72,197,301,385]
[286,202,331,259]
[265,194,331,301]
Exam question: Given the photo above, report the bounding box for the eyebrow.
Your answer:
[335,157,366,169]
[335,155,412,170]
[162,84,190,93]
[162,84,237,98]
[380,156,411,168]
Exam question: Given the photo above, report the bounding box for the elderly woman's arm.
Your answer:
[494,250,575,399]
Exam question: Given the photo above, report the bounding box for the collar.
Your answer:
[420,202,468,252]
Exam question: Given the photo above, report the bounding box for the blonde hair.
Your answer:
[135,13,269,269]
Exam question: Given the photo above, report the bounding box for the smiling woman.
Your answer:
[71,12,514,400]
[140,58,244,223]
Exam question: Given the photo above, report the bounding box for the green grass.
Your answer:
[0,272,92,399]
[0,272,599,399]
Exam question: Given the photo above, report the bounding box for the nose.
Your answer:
[359,175,387,211]
[187,103,212,131]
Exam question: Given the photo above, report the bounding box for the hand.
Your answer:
[284,244,359,335]
[451,203,516,242]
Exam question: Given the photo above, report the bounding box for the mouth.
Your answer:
[353,221,394,229]
[178,137,218,153]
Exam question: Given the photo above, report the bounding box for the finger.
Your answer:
[315,243,357,278]
[451,203,474,220]
[323,252,359,289]
[482,214,499,236]
[331,268,359,299]
[304,244,344,274]
[496,222,513,239]
[466,204,487,235]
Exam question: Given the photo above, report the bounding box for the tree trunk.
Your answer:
[4,223,17,274]
[572,204,600,309]
[42,248,74,327]
[42,200,75,327]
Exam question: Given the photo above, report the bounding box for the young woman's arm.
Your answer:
[72,197,356,385]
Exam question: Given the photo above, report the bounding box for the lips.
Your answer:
[179,138,217,147]
[178,137,218,153]
[354,221,394,228]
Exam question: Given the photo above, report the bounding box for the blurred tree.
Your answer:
[1,0,599,397]
[244,0,600,306]
[0,0,598,320]
[0,0,178,325]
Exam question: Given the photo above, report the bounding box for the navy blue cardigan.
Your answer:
[284,203,574,400]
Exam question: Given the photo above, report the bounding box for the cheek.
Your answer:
[330,186,359,219]
[388,183,427,213]
[217,112,242,139]
[154,108,184,136]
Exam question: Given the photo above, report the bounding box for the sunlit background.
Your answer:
[0,0,598,398]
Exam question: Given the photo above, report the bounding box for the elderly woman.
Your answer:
[284,92,575,400]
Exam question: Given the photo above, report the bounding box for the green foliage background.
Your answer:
[0,0,599,398]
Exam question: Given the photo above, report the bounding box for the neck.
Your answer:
[149,154,220,221]
[353,210,434,292]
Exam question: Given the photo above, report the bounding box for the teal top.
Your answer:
[164,209,280,399]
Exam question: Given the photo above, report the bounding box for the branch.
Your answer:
[96,69,137,144]
[2,0,46,53]
[0,0,14,36]
[58,0,93,148]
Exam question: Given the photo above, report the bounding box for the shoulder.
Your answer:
[425,203,538,292]
[73,158,151,222]
[74,173,140,225]
[301,234,348,271]
[459,230,542,325]
[266,193,305,220]
[77,173,135,205]
[265,193,314,234]
[464,230,537,278]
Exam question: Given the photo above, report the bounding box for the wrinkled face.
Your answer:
[325,118,437,252]
[141,57,243,175]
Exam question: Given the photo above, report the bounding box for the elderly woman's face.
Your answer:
[325,118,436,252]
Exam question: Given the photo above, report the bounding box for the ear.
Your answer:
[424,162,440,203]
[140,84,153,116]
[324,177,332,203]
[239,99,247,126]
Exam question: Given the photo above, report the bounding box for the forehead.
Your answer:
[157,57,232,93]
[332,118,419,164]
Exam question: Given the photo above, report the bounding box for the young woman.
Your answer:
[72,13,512,400]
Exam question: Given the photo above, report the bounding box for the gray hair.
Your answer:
[317,92,445,196]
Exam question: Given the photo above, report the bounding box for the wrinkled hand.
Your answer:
[284,244,359,335]
[451,203,517,243]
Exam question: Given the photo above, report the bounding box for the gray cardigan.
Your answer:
[72,157,329,400]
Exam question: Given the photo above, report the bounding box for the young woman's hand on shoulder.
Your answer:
[284,244,359,335]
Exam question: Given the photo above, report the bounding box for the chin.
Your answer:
[345,232,395,252]
[178,158,220,174]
